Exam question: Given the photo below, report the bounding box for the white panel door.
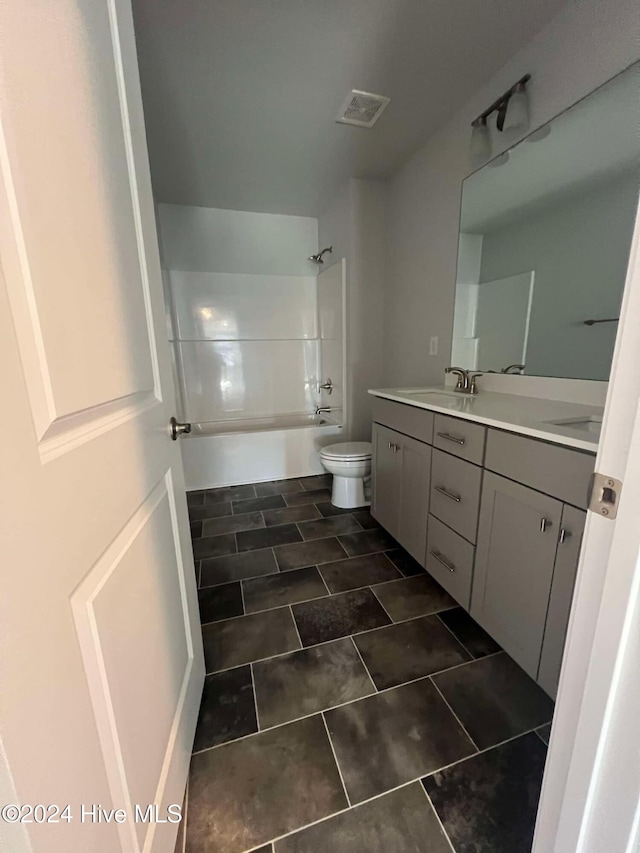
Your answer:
[0,3,204,853]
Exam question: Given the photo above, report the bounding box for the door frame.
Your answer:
[533,199,640,850]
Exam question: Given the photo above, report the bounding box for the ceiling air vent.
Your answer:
[336,90,391,128]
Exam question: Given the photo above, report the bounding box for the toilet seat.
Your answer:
[320,441,372,461]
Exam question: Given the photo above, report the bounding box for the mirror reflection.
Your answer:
[452,62,640,381]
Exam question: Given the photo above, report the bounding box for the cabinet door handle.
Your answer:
[540,517,552,533]
[429,549,456,573]
[559,527,571,544]
[434,485,462,503]
[436,431,466,446]
[387,441,399,453]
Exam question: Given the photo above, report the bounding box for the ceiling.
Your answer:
[132,0,568,217]
[461,62,640,233]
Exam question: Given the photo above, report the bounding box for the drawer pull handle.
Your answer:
[540,517,552,533]
[436,431,466,446]
[559,527,571,544]
[434,485,462,503]
[429,550,456,573]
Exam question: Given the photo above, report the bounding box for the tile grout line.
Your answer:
[200,564,458,619]
[421,722,554,780]
[349,636,378,694]
[428,676,480,752]
[320,712,352,809]
[249,662,261,731]
[200,591,460,633]
[249,779,425,851]
[201,607,503,673]
[270,718,548,852]
[239,578,247,617]
[288,604,304,650]
[193,654,506,755]
[317,567,332,596]
[195,730,549,851]
[418,783,457,853]
[534,726,550,746]
[199,543,399,587]
[432,613,476,661]
[368,585,396,624]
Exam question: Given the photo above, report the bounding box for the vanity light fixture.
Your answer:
[527,124,552,143]
[469,73,531,166]
[470,116,491,168]
[488,151,510,168]
[503,81,529,133]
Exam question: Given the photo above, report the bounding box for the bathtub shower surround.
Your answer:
[171,270,320,424]
[158,204,346,489]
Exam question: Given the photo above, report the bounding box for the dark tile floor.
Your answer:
[184,475,553,853]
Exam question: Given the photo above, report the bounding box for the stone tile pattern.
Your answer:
[185,476,552,853]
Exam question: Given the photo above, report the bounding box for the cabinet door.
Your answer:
[398,434,431,564]
[371,423,402,538]
[538,505,586,697]
[472,472,563,679]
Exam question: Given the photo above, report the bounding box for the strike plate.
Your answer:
[588,472,622,520]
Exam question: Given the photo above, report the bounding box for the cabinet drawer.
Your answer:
[433,414,486,465]
[485,430,594,509]
[426,515,475,608]
[373,398,434,444]
[430,449,482,543]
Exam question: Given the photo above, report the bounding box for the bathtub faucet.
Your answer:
[315,406,332,415]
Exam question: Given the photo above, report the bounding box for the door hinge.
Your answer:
[588,472,622,520]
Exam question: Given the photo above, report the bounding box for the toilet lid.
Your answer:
[320,441,372,460]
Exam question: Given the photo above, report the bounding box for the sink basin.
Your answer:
[545,415,603,435]
[399,389,469,409]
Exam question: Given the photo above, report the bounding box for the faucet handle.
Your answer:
[469,372,483,395]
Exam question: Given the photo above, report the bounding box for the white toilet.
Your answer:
[319,441,372,509]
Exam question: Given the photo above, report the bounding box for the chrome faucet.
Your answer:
[502,363,525,374]
[445,366,482,395]
[315,406,332,415]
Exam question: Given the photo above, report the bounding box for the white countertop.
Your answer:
[368,387,602,453]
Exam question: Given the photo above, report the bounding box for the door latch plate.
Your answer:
[588,472,622,520]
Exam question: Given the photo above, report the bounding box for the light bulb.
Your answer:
[503,82,529,134]
[470,117,491,169]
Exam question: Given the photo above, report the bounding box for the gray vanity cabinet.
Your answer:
[537,505,586,696]
[471,472,563,679]
[371,396,594,698]
[371,423,431,564]
[371,423,402,538]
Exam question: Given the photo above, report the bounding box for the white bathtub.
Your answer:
[180,414,343,490]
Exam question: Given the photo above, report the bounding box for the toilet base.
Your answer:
[331,475,370,509]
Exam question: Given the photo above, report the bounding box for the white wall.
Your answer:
[319,178,387,441]
[384,0,640,389]
[480,171,638,380]
[158,204,318,275]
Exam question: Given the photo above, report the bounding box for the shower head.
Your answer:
[308,246,333,264]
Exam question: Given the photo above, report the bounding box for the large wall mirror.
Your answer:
[452,62,640,381]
